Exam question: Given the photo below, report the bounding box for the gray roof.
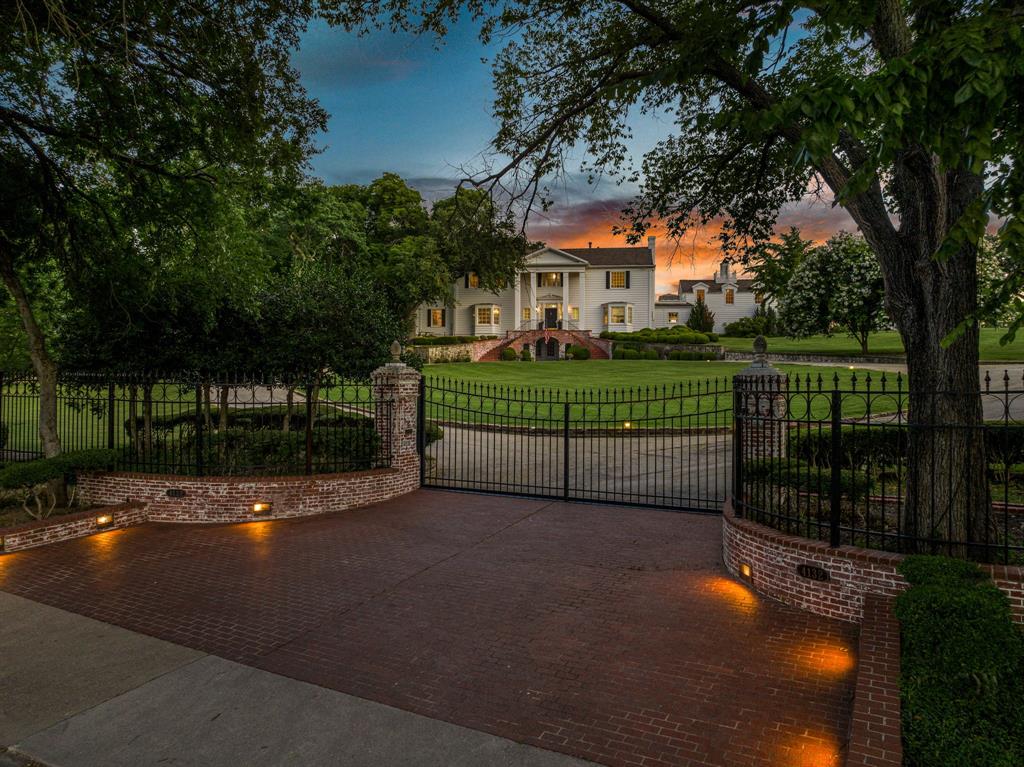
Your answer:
[562,247,654,267]
[678,278,756,294]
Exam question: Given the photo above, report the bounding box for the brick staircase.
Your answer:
[478,329,612,361]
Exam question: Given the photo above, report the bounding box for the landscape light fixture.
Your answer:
[252,501,272,514]
[95,514,113,528]
[623,421,632,429]
[739,562,753,580]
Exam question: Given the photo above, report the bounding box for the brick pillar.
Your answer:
[734,336,788,458]
[371,344,422,474]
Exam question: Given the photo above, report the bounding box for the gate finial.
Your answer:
[390,340,402,362]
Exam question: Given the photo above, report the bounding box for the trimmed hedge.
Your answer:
[744,457,875,501]
[520,347,533,361]
[500,347,518,361]
[668,350,718,361]
[0,449,119,489]
[789,425,1024,469]
[566,345,591,360]
[600,327,711,345]
[184,426,381,475]
[127,405,371,436]
[424,421,444,446]
[896,556,1024,767]
[410,335,497,346]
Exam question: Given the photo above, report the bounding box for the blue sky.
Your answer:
[293,19,851,290]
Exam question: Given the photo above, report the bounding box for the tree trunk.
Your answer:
[0,247,60,457]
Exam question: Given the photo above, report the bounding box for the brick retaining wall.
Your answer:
[0,502,147,553]
[723,501,1024,623]
[845,594,902,767]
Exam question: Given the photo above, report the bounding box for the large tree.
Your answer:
[334,0,1023,552]
[1,1,324,456]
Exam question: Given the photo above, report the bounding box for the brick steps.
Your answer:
[479,329,611,361]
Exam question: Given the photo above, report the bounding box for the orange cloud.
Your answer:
[527,198,857,294]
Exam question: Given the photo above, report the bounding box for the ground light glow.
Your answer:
[781,735,842,767]
[792,641,856,678]
[704,575,758,613]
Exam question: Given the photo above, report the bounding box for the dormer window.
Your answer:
[466,272,480,288]
[696,288,705,302]
[725,288,735,305]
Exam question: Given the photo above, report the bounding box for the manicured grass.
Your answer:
[718,328,1023,361]
[423,360,895,424]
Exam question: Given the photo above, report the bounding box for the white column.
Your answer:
[512,273,521,333]
[561,271,569,326]
[579,270,587,330]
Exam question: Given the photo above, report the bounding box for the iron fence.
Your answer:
[421,376,732,510]
[733,371,1024,564]
[0,371,389,476]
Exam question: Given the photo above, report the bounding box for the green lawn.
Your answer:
[717,328,1023,361]
[423,360,899,424]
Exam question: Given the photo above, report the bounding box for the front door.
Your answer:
[544,307,559,329]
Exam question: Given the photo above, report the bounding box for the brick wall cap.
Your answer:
[1,501,143,535]
[80,468,401,484]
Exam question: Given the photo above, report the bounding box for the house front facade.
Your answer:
[416,239,657,337]
[654,259,764,333]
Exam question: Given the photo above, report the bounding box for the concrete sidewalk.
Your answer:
[0,593,590,767]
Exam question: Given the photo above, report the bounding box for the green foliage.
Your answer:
[744,458,875,501]
[0,421,7,450]
[189,427,380,476]
[566,345,590,360]
[411,335,497,346]
[779,233,888,353]
[743,229,811,306]
[667,350,718,361]
[896,556,1024,767]
[500,347,518,361]
[790,425,1024,470]
[724,305,781,337]
[126,406,370,437]
[519,347,533,361]
[423,421,444,446]
[600,327,710,345]
[0,449,118,490]
[685,296,716,333]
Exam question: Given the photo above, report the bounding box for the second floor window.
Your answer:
[521,307,531,321]
[467,272,480,288]
[725,288,735,304]
[668,312,679,324]
[538,272,563,287]
[609,271,627,288]
[755,292,764,304]
[696,288,705,302]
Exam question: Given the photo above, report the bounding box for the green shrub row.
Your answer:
[566,345,590,360]
[600,327,715,344]
[667,350,718,361]
[613,348,660,360]
[722,306,781,337]
[0,449,119,490]
[127,405,371,436]
[744,457,875,501]
[0,421,7,450]
[170,425,381,475]
[789,425,1024,469]
[410,335,497,346]
[896,556,1024,767]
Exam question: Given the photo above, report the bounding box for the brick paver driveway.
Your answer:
[0,491,855,767]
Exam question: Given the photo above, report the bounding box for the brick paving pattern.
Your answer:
[0,490,856,767]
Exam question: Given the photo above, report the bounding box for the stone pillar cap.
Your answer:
[737,335,785,378]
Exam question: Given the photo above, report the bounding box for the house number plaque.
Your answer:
[796,564,830,582]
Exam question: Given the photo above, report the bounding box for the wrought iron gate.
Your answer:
[419,377,732,512]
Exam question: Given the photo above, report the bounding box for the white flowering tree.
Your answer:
[779,233,888,354]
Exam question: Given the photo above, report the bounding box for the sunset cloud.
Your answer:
[527,196,858,294]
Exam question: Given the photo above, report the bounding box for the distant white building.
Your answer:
[654,259,764,333]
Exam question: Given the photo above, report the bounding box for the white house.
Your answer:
[654,259,764,333]
[416,238,657,338]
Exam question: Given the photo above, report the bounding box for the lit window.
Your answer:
[428,308,444,327]
[725,288,735,304]
[755,292,764,304]
[539,272,563,287]
[521,307,531,321]
[492,306,500,324]
[696,288,705,302]
[609,271,627,288]
[477,306,495,324]
[610,305,626,323]
[467,272,480,288]
[668,312,679,324]
[569,306,579,322]
[602,306,608,325]
[627,305,633,324]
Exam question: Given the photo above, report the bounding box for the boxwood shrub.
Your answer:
[0,449,119,490]
[667,350,718,361]
[896,556,1024,767]
[567,345,591,360]
[600,327,711,345]
[743,457,875,501]
[500,347,518,361]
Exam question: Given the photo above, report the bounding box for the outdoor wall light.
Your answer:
[252,501,273,514]
[739,562,753,580]
[95,514,113,528]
